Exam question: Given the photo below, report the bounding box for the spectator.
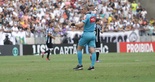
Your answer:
[0,23,3,45]
[149,18,155,25]
[4,35,13,45]
[72,33,79,44]
[0,0,154,45]
[11,24,19,44]
[141,8,147,19]
[146,23,154,35]
[131,1,138,15]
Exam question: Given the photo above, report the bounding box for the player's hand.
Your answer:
[71,23,76,26]
[53,37,55,39]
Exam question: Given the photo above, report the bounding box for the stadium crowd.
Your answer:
[0,0,155,45]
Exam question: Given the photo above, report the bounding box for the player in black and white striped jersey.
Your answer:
[95,18,103,62]
[41,24,55,60]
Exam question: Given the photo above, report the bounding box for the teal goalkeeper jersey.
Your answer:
[82,13,96,32]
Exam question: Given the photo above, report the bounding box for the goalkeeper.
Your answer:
[72,5,97,70]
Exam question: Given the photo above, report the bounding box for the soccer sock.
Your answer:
[47,49,50,59]
[77,50,82,66]
[91,52,96,67]
[96,52,99,61]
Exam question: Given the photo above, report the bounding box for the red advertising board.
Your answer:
[119,42,155,53]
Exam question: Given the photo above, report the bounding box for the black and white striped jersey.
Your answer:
[95,24,102,43]
[46,27,53,44]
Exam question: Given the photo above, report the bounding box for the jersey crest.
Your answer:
[90,16,96,23]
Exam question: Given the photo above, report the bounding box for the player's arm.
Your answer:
[101,27,104,33]
[100,24,104,33]
[71,22,84,28]
[48,33,55,39]
[71,14,87,28]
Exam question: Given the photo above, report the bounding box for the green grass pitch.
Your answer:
[0,52,155,82]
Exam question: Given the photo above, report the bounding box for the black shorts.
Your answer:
[46,43,53,48]
[96,42,101,48]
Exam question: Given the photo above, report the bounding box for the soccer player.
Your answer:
[89,18,103,62]
[94,18,103,62]
[41,24,55,60]
[71,5,97,70]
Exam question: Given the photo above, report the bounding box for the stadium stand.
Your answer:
[0,0,154,45]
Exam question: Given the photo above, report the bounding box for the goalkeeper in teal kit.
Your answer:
[71,5,97,70]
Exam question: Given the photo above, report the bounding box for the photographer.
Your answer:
[4,35,13,45]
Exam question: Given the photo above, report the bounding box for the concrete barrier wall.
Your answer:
[138,0,155,19]
[151,36,155,42]
[140,35,152,42]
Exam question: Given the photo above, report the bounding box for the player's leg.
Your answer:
[89,47,96,70]
[95,41,101,62]
[46,49,50,60]
[73,44,85,70]
[73,34,87,70]
[73,45,84,70]
[77,45,83,66]
[96,50,100,62]
[88,40,96,70]
[46,43,53,60]
[41,50,49,58]
[41,44,48,58]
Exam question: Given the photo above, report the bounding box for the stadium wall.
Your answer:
[1,42,155,56]
[138,0,155,19]
[119,42,155,53]
[0,45,20,56]
[1,30,155,56]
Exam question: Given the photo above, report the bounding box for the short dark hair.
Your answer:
[96,18,101,22]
